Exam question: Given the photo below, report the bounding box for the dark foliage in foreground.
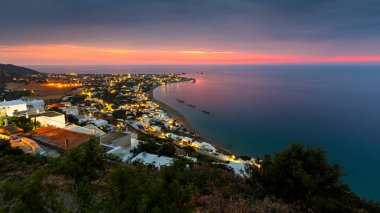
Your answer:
[245,144,380,213]
[0,139,379,213]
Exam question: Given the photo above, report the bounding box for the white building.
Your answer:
[200,142,216,153]
[124,130,138,139]
[62,106,79,115]
[226,162,248,177]
[92,119,108,127]
[83,124,106,137]
[36,111,66,128]
[165,133,180,140]
[180,136,192,144]
[106,146,132,162]
[106,138,143,162]
[0,100,27,116]
[131,152,173,168]
[25,100,45,110]
[75,114,95,123]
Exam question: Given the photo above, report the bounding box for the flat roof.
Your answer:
[131,152,173,168]
[32,127,94,151]
[100,131,130,145]
[64,124,105,137]
[0,100,26,107]
[36,111,64,117]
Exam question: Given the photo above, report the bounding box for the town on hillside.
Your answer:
[0,72,260,175]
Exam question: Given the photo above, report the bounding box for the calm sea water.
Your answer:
[31,64,380,201]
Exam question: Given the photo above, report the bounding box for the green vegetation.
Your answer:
[245,144,380,212]
[67,114,80,125]
[112,109,127,120]
[0,139,379,212]
[69,94,87,105]
[0,116,36,131]
[131,141,176,157]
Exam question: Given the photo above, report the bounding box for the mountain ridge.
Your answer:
[0,63,43,76]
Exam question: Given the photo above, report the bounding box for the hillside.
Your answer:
[0,139,379,212]
[0,64,42,76]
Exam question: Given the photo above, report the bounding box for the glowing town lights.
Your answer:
[47,82,82,88]
[190,142,200,149]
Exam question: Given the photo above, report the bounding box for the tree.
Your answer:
[8,116,34,131]
[67,114,79,125]
[254,144,370,212]
[1,168,64,212]
[159,143,176,157]
[103,163,194,213]
[70,95,86,105]
[261,144,343,202]
[56,139,104,183]
[131,141,161,155]
[112,109,127,119]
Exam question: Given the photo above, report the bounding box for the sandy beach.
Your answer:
[148,81,232,155]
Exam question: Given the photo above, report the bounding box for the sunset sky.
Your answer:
[1,0,380,65]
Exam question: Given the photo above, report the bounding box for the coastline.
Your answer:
[148,81,232,155]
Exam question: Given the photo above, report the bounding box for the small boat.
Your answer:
[188,104,196,108]
[201,110,210,115]
[177,99,185,103]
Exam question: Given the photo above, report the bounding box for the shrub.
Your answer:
[131,141,161,155]
[7,116,34,131]
[159,143,176,157]
[55,139,104,183]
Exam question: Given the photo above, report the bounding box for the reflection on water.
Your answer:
[153,64,380,202]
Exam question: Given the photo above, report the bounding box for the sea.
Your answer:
[30,64,380,201]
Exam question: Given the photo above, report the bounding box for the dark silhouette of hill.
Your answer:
[0,64,42,76]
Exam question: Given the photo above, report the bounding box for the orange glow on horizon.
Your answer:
[1,44,380,65]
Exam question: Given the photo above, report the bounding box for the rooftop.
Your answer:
[131,152,173,168]
[36,111,64,117]
[31,126,94,151]
[64,124,105,137]
[0,100,26,107]
[100,131,131,146]
[47,103,65,109]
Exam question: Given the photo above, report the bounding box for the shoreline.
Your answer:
[148,81,233,155]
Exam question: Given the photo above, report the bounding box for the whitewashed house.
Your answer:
[92,119,108,127]
[62,106,79,115]
[131,152,174,168]
[36,111,66,128]
[200,142,216,153]
[0,100,27,116]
